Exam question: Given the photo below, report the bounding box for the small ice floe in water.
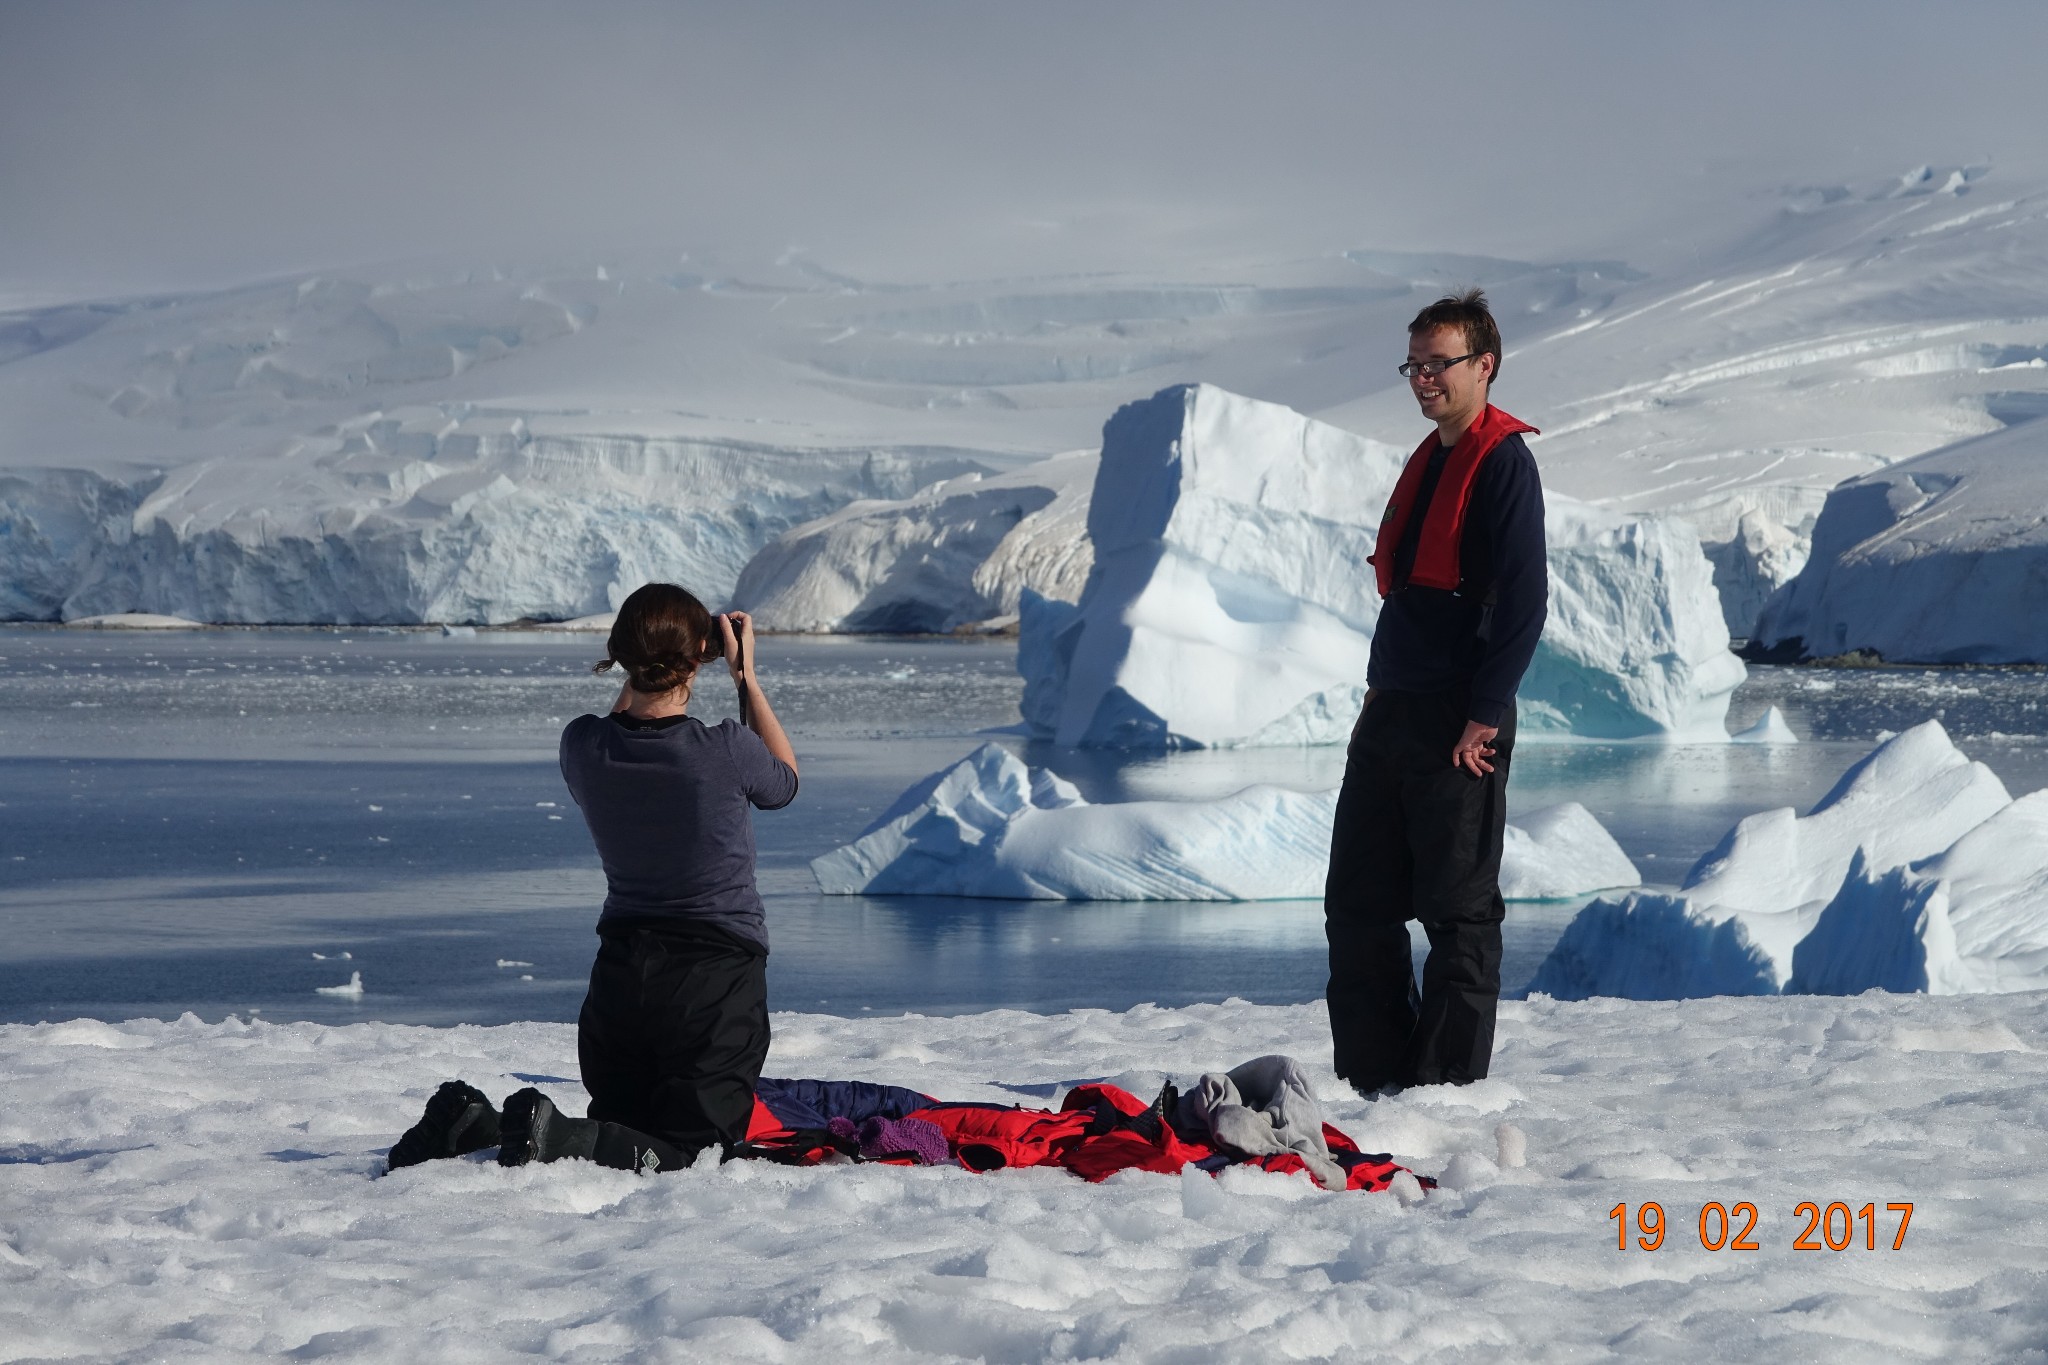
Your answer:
[496,960,533,969]
[63,612,205,630]
[310,952,353,961]
[315,972,365,998]
[1731,706,1798,744]
[439,624,477,637]
[885,666,916,681]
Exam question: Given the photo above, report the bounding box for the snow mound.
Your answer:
[1018,384,1743,747]
[812,744,1638,902]
[734,450,1095,633]
[1754,418,2048,662]
[1532,723,2036,999]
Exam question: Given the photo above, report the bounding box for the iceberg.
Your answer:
[1018,384,1745,747]
[1679,720,2008,917]
[811,743,1639,903]
[733,450,1094,633]
[1530,722,2029,999]
[1753,419,2048,663]
[1788,792,2048,996]
[1730,706,1797,744]
[1524,894,1781,1001]
[1499,803,1642,902]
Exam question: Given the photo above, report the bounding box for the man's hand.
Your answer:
[1350,687,1379,743]
[1452,720,1499,777]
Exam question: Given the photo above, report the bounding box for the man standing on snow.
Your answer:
[1325,289,1547,1095]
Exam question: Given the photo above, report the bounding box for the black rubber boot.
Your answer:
[497,1088,599,1167]
[388,1080,502,1171]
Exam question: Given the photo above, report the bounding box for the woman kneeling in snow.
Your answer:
[388,583,800,1175]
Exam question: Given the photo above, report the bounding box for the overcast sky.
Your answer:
[4,0,2044,298]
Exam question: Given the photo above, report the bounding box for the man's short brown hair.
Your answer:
[1408,289,1502,383]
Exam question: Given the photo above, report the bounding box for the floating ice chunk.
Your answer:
[555,611,616,632]
[1754,419,2048,663]
[1498,803,1640,901]
[1018,384,1743,747]
[735,451,1095,633]
[439,624,477,637]
[811,743,1324,900]
[62,612,205,629]
[1789,791,2048,996]
[315,972,365,999]
[1730,706,1798,744]
[1534,723,2021,998]
[1681,720,2009,919]
[814,745,1639,902]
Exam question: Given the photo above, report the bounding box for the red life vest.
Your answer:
[1370,405,1538,599]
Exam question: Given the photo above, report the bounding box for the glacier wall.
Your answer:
[1753,418,2048,663]
[0,415,986,624]
[1019,384,1745,747]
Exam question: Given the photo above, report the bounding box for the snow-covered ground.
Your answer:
[4,995,2043,1362]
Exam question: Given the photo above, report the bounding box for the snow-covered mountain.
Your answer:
[4,166,2046,634]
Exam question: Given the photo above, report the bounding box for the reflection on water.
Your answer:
[0,626,2041,1025]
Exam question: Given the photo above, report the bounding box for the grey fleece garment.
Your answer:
[1183,1054,1346,1191]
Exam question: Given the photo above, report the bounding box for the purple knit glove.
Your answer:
[856,1115,951,1166]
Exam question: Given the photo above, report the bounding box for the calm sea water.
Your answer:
[1,625,2042,1025]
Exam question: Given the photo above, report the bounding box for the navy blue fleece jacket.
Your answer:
[1365,431,1547,728]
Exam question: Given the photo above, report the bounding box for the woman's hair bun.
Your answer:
[592,583,717,695]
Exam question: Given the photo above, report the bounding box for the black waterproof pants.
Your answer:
[577,923,771,1168]
[1325,689,1513,1090]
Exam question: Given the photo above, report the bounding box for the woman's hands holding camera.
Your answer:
[717,610,755,686]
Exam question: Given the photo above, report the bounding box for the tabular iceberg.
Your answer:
[1016,384,1744,747]
[1528,722,2043,1000]
[810,743,1639,902]
[1752,418,2048,663]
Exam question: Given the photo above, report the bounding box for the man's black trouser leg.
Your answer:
[576,927,770,1172]
[1325,689,1512,1089]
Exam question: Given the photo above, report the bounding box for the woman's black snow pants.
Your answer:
[1324,688,1513,1091]
[577,921,770,1169]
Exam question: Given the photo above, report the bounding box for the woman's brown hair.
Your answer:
[593,583,719,695]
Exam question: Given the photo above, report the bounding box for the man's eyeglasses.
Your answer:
[1397,353,1479,379]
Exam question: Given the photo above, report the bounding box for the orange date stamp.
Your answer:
[1609,1201,1914,1251]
